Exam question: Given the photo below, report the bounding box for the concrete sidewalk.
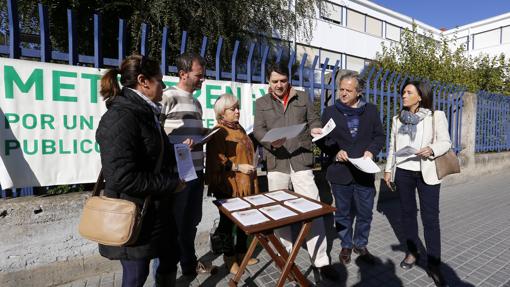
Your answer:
[59,171,510,287]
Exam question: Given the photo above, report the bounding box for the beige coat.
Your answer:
[385,111,452,185]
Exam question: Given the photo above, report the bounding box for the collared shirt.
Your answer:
[127,87,162,132]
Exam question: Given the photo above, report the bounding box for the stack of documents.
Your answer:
[284,198,321,213]
[243,194,275,206]
[232,209,269,226]
[220,197,251,211]
[265,190,298,201]
[259,204,297,220]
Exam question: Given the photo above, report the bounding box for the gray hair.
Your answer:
[214,93,239,120]
[337,71,365,93]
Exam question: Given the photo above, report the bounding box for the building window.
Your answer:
[296,44,320,67]
[320,1,342,24]
[320,49,342,70]
[366,16,382,37]
[386,23,400,41]
[473,29,500,49]
[346,9,365,32]
[502,26,510,44]
[345,55,367,72]
[453,36,469,50]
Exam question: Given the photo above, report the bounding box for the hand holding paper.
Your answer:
[312,118,336,142]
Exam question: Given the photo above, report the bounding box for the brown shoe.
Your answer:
[340,248,352,264]
[353,246,376,264]
[196,260,218,275]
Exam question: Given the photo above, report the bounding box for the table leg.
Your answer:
[229,236,259,287]
[267,234,307,285]
[275,221,312,287]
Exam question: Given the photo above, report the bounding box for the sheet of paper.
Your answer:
[243,194,275,206]
[265,190,298,201]
[348,157,381,173]
[220,197,251,211]
[394,145,418,157]
[195,128,220,146]
[283,198,322,213]
[232,209,270,226]
[259,204,297,220]
[260,123,306,143]
[174,144,198,182]
[312,118,336,142]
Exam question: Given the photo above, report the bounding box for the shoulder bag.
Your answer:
[432,112,460,179]
[78,130,164,246]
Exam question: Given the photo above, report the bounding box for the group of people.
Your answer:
[96,53,452,287]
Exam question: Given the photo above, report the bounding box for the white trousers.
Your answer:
[267,168,329,268]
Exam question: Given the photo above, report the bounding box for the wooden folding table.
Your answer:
[214,190,335,287]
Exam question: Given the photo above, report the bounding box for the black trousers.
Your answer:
[216,211,248,256]
[395,168,442,265]
[121,256,174,287]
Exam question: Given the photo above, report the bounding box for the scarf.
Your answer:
[219,119,241,130]
[398,108,430,140]
[334,98,366,139]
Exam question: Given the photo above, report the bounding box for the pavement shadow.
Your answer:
[353,256,402,287]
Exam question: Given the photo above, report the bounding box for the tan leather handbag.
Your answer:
[79,131,164,246]
[78,172,150,246]
[432,112,460,180]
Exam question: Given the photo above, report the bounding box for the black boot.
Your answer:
[427,264,447,287]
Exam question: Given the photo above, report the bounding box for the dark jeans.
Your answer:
[121,257,174,287]
[172,171,204,272]
[216,211,248,256]
[395,168,441,264]
[331,182,375,249]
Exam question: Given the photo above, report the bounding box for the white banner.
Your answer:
[0,58,268,188]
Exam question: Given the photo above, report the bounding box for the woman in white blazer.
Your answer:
[384,80,451,287]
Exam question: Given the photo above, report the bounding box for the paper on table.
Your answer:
[220,197,251,211]
[260,123,306,143]
[259,204,297,220]
[348,157,381,173]
[312,118,336,142]
[283,198,322,213]
[232,209,270,226]
[174,144,198,182]
[243,194,275,206]
[265,190,298,201]
[394,145,418,157]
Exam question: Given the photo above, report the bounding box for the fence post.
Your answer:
[460,92,477,167]
[215,37,223,80]
[260,45,270,84]
[93,14,103,68]
[7,0,20,59]
[231,40,240,82]
[39,4,50,62]
[67,9,77,65]
[161,26,169,75]
[118,19,126,64]
[140,23,149,56]
[246,42,255,83]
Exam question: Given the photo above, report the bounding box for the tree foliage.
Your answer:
[0,0,322,68]
[372,24,510,94]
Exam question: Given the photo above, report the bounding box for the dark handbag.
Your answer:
[78,130,164,246]
[432,112,460,179]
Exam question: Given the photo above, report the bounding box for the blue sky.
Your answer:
[370,0,510,30]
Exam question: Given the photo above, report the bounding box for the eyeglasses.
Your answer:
[225,105,240,112]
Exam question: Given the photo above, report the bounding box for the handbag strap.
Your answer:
[92,125,166,214]
[431,111,437,144]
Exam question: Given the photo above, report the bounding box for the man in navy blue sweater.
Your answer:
[317,71,384,265]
